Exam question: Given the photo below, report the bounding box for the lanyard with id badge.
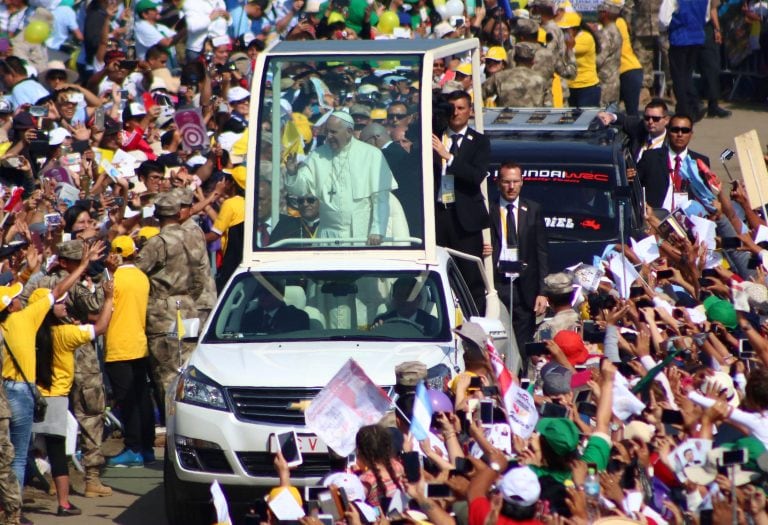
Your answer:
[439,134,456,203]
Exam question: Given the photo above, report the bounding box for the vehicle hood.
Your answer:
[188,341,457,388]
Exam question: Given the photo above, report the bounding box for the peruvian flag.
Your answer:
[3,186,24,212]
[486,340,538,438]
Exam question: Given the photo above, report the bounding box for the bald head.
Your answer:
[326,115,354,152]
[359,123,388,148]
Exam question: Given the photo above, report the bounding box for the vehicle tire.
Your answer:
[164,448,214,525]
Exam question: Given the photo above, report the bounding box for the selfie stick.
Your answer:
[720,148,735,182]
[729,464,737,525]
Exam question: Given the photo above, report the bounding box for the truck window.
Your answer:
[447,259,479,320]
[252,55,425,251]
[205,270,449,343]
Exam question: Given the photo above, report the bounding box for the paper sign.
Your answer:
[732,281,751,312]
[612,381,646,421]
[110,149,138,178]
[174,107,208,152]
[267,487,306,520]
[569,263,604,292]
[689,215,717,250]
[672,438,711,478]
[305,359,392,456]
[631,236,660,264]
[65,411,78,456]
[210,481,232,525]
[100,159,122,182]
[506,384,538,439]
[608,254,641,299]
[56,183,80,207]
[755,225,768,244]
[735,130,768,212]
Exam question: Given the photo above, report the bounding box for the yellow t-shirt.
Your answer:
[1,292,54,382]
[568,30,600,89]
[212,195,245,252]
[105,265,150,363]
[616,18,642,74]
[40,324,94,397]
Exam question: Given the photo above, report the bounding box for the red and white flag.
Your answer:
[3,186,23,212]
[486,339,538,438]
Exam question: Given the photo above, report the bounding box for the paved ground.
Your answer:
[23,101,768,525]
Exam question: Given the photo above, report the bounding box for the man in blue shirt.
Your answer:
[229,0,268,39]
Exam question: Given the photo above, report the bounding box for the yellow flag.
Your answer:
[177,309,185,341]
[281,120,304,163]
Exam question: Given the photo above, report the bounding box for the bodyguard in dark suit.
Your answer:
[489,162,549,364]
[432,90,491,314]
[637,114,710,210]
[602,98,670,161]
[243,282,310,333]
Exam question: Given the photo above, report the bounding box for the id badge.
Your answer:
[441,175,455,204]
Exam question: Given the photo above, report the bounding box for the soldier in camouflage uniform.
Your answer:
[530,0,576,104]
[0,310,21,524]
[136,192,206,416]
[482,42,547,107]
[173,188,217,326]
[597,0,624,107]
[631,0,665,100]
[20,240,113,498]
[513,17,577,107]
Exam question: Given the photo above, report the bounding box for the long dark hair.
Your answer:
[580,22,602,55]
[355,425,403,501]
[35,311,59,390]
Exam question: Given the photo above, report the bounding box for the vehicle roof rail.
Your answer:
[482,108,603,133]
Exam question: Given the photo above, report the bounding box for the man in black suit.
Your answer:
[636,113,710,211]
[599,98,670,161]
[371,277,440,335]
[243,281,309,333]
[270,194,320,245]
[490,162,548,365]
[432,90,491,314]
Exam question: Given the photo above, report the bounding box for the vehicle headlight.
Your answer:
[176,366,229,411]
[426,364,452,390]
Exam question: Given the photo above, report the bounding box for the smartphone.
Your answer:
[125,45,136,60]
[575,390,591,403]
[337,487,350,513]
[700,509,713,525]
[119,60,138,70]
[103,268,111,281]
[617,360,635,377]
[276,430,303,467]
[306,486,325,502]
[748,257,761,270]
[577,402,597,418]
[94,106,106,130]
[120,89,130,101]
[29,105,49,118]
[635,298,654,309]
[656,269,674,279]
[318,515,334,525]
[720,448,746,466]
[481,385,500,397]
[66,92,85,104]
[698,277,714,287]
[524,341,549,357]
[661,409,684,425]
[520,379,530,390]
[629,286,645,298]
[452,457,469,475]
[469,376,482,389]
[425,484,452,498]
[0,156,22,169]
[540,402,568,418]
[480,399,494,424]
[113,196,125,207]
[318,491,341,521]
[701,268,718,278]
[739,339,755,358]
[402,451,422,482]
[44,213,62,227]
[449,15,465,27]
[721,237,742,249]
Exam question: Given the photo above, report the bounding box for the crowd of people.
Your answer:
[0,0,763,523]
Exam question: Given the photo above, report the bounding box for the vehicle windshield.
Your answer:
[205,270,449,343]
[253,54,425,251]
[521,166,618,241]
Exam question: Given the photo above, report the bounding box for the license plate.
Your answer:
[269,433,328,454]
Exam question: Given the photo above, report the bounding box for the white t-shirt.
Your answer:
[135,20,176,60]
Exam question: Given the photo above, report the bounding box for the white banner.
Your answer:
[506,384,538,439]
[305,359,392,456]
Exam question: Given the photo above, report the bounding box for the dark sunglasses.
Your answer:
[297,197,317,204]
[388,113,408,120]
[669,126,692,134]
[643,115,663,122]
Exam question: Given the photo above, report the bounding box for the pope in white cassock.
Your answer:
[285,111,397,245]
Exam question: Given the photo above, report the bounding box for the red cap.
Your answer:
[553,330,589,365]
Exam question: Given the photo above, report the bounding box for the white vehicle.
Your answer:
[164,39,506,525]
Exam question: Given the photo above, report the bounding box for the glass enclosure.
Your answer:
[253,55,427,251]
[205,270,450,342]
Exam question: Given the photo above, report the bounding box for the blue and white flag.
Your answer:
[410,381,433,441]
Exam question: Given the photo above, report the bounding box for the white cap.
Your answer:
[330,110,354,127]
[227,86,250,103]
[186,154,207,168]
[434,21,455,39]
[150,77,167,91]
[129,102,147,117]
[48,127,72,146]
[211,35,231,48]
[322,473,366,502]
[498,466,541,506]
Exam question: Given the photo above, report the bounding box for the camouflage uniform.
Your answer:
[631,0,666,90]
[597,21,623,106]
[21,242,107,469]
[534,273,581,340]
[542,18,576,104]
[0,356,22,524]
[136,193,205,411]
[483,44,547,107]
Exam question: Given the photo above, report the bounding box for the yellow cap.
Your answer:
[557,11,581,27]
[486,46,507,62]
[267,486,303,507]
[449,371,480,394]
[327,11,345,24]
[138,226,160,240]
[370,108,387,120]
[0,282,24,311]
[225,165,247,190]
[455,63,472,76]
[111,235,136,257]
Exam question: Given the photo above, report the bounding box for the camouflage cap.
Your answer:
[349,104,371,117]
[529,0,558,10]
[395,361,427,387]
[543,272,574,296]
[172,187,194,206]
[599,0,624,13]
[513,18,540,36]
[154,192,181,217]
[57,239,84,260]
[514,42,538,61]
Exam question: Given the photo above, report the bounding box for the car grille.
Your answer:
[226,387,323,424]
[237,452,330,478]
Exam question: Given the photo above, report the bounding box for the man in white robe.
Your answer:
[285,112,396,245]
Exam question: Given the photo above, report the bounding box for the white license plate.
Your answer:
[269,433,328,454]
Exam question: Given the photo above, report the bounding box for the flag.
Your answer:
[486,339,538,437]
[281,120,304,163]
[486,339,514,417]
[410,381,433,441]
[3,186,23,212]
[177,308,185,341]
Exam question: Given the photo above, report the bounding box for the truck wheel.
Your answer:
[164,448,213,525]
